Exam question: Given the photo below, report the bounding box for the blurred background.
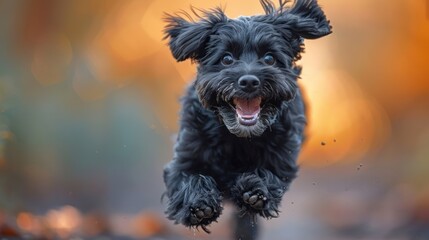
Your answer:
[0,0,428,239]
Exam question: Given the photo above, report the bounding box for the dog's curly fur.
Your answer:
[162,0,331,238]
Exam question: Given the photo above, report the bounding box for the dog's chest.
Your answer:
[219,136,270,168]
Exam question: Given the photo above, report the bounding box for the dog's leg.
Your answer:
[234,211,259,240]
[231,169,293,219]
[163,163,223,232]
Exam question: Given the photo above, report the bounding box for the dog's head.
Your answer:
[164,0,332,138]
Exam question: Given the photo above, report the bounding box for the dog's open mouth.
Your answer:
[232,97,262,126]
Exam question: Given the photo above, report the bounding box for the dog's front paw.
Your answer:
[187,202,221,232]
[168,197,222,233]
[241,187,280,218]
[242,188,267,210]
[242,187,282,219]
[232,173,283,219]
[165,175,222,232]
[189,205,215,224]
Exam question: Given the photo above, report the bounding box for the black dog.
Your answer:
[162,0,331,238]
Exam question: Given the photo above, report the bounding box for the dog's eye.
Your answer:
[221,54,234,66]
[263,54,276,65]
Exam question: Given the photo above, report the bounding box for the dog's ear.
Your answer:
[287,0,332,39]
[164,10,227,62]
[164,16,210,61]
[270,0,332,39]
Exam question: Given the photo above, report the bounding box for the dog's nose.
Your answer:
[238,75,260,92]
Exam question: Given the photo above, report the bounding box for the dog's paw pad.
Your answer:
[189,206,215,224]
[243,190,266,210]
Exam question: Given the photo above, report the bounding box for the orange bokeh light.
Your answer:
[17,212,35,232]
[45,205,82,238]
[300,68,390,165]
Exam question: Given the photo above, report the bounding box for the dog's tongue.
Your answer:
[233,97,261,118]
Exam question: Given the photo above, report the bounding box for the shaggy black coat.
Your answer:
[162,0,331,238]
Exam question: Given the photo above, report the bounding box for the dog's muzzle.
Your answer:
[233,75,262,126]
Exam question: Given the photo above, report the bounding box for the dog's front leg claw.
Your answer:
[189,204,216,224]
[168,197,222,232]
[232,173,283,219]
[243,188,267,210]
